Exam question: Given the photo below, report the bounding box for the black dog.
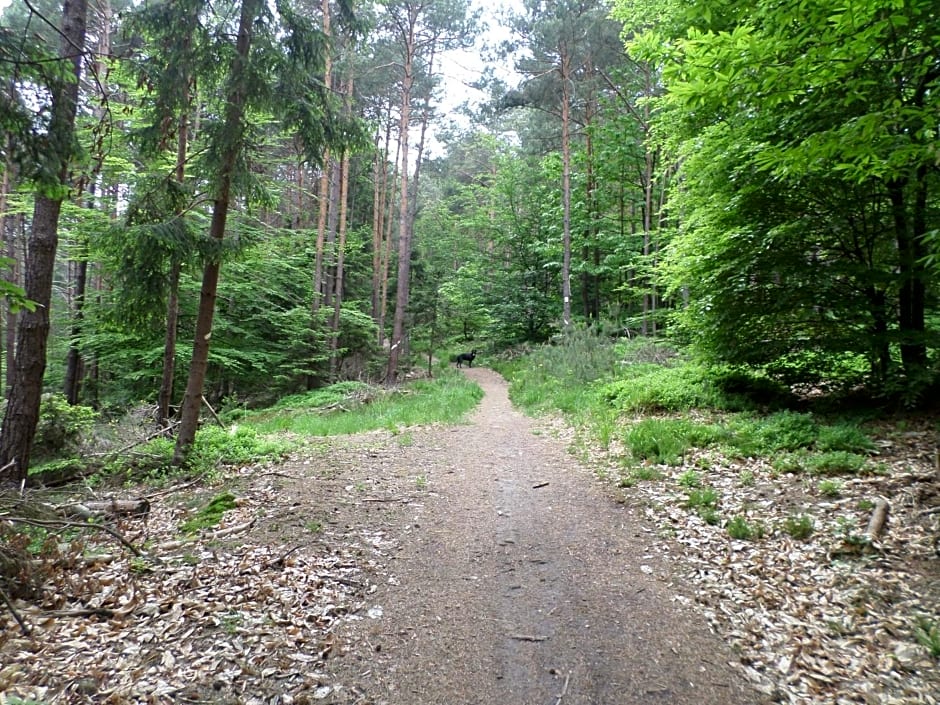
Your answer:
[455,349,477,368]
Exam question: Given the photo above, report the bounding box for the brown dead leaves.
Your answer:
[0,464,378,704]
[591,418,940,705]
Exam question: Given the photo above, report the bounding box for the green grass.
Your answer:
[726,515,764,540]
[625,418,729,465]
[782,514,815,540]
[914,618,940,658]
[245,373,483,436]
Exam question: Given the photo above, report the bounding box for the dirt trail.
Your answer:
[315,368,758,705]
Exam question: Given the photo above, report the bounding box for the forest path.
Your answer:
[315,367,758,704]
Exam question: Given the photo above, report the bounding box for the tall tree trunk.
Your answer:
[386,21,416,384]
[173,0,258,466]
[379,139,400,346]
[329,149,350,375]
[157,14,194,428]
[559,42,573,330]
[0,0,88,484]
[371,106,393,330]
[312,0,332,319]
[63,258,87,404]
[0,143,11,390]
[889,175,928,375]
[64,0,112,406]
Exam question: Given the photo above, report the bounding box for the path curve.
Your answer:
[324,368,757,704]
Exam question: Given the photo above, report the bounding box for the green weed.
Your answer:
[726,515,764,540]
[914,618,940,658]
[782,514,815,540]
[678,470,701,488]
[686,486,720,510]
[818,479,843,497]
[805,451,867,476]
[625,419,727,466]
[247,373,482,436]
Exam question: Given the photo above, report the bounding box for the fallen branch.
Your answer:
[0,583,30,636]
[865,497,890,541]
[555,671,571,705]
[156,518,256,552]
[58,498,151,521]
[509,633,549,642]
[8,516,141,556]
[201,395,225,428]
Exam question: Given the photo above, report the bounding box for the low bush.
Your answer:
[32,394,98,460]
[805,450,868,476]
[624,418,729,465]
[726,515,764,540]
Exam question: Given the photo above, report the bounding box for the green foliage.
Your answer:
[187,426,290,474]
[685,486,719,510]
[782,514,815,540]
[625,418,727,465]
[726,515,764,541]
[601,363,726,413]
[32,394,98,461]
[914,618,940,658]
[804,451,868,476]
[818,479,843,497]
[815,423,876,453]
[179,491,238,534]
[246,372,483,436]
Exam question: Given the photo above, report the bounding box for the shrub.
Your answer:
[753,411,818,453]
[805,451,867,476]
[783,514,815,540]
[601,363,724,413]
[727,515,764,540]
[818,479,843,497]
[815,423,875,453]
[686,486,720,510]
[32,394,98,460]
[625,419,728,465]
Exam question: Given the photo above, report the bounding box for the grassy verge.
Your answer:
[492,331,878,477]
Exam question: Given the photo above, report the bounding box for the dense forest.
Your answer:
[0,0,937,480]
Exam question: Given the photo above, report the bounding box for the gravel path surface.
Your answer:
[322,368,759,704]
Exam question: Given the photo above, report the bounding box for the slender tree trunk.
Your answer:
[329,150,350,375]
[889,175,928,375]
[559,44,573,330]
[386,22,416,383]
[0,144,11,390]
[173,0,258,466]
[371,106,393,330]
[0,0,88,484]
[312,0,332,319]
[379,139,400,346]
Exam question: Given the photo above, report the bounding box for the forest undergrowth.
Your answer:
[1,338,939,703]
[494,333,940,704]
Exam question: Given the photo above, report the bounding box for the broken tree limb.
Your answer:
[9,516,142,556]
[201,396,225,428]
[59,498,151,521]
[865,497,890,541]
[0,584,30,636]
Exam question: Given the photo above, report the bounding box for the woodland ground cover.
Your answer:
[495,332,940,702]
[1,338,939,702]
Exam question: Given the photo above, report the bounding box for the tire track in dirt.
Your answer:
[323,368,758,704]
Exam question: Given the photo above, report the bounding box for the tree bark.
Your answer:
[386,11,416,384]
[173,0,258,466]
[559,42,573,330]
[0,0,88,484]
[312,0,332,319]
